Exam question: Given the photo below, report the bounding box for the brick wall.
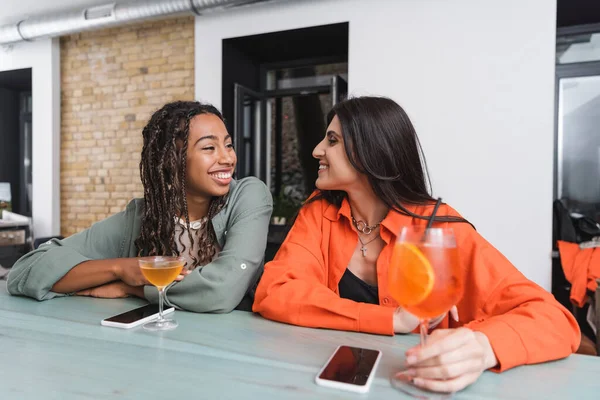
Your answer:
[60,17,195,236]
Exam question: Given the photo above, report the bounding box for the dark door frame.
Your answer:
[19,91,32,217]
[233,83,265,180]
[234,74,348,194]
[557,22,600,36]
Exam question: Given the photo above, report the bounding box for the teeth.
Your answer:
[319,165,328,170]
[211,172,232,179]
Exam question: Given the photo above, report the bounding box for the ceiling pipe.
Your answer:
[0,0,281,46]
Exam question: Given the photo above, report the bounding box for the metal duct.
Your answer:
[0,0,277,45]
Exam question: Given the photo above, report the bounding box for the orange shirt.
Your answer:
[253,196,580,372]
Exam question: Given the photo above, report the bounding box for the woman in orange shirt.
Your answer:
[253,96,580,393]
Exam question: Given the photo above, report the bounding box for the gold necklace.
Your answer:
[357,233,380,257]
[351,216,382,235]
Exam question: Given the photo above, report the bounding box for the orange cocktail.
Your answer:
[388,241,462,319]
[140,263,183,289]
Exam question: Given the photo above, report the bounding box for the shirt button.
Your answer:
[240,263,247,270]
[382,298,390,305]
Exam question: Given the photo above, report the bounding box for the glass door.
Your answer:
[555,25,600,221]
[235,63,348,263]
[557,74,600,208]
[233,75,348,188]
[233,83,266,182]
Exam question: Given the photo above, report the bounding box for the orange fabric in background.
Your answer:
[558,240,600,307]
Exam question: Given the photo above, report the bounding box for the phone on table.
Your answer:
[315,345,382,393]
[101,304,175,329]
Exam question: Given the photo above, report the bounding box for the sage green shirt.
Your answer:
[7,177,273,313]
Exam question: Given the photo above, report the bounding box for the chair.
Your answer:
[553,199,600,356]
[580,279,600,356]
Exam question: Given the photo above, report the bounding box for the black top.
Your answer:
[338,268,379,305]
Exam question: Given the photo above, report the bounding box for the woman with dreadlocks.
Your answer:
[8,101,273,312]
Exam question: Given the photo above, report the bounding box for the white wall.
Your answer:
[0,39,61,238]
[195,0,557,290]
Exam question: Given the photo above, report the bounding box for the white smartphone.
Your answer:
[101,304,175,329]
[315,345,382,394]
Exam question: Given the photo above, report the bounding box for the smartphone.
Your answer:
[315,345,382,394]
[101,304,175,329]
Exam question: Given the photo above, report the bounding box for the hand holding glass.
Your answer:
[388,226,464,398]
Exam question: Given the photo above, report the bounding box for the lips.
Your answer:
[209,172,232,179]
[318,164,329,173]
[209,169,233,185]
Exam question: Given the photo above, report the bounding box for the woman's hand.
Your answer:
[113,259,149,287]
[76,281,143,299]
[399,328,498,393]
[393,306,459,333]
[393,307,420,333]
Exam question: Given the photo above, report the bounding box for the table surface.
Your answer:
[1,281,599,399]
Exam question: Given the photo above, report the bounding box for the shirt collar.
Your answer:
[323,196,421,243]
[323,196,352,222]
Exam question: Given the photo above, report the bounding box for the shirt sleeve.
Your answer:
[455,223,580,372]
[7,207,130,300]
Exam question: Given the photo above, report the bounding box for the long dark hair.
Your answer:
[310,96,468,225]
[135,101,228,268]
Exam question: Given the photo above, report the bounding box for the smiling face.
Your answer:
[185,113,237,198]
[312,115,362,192]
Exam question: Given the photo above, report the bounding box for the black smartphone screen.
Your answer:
[319,346,380,386]
[104,304,163,324]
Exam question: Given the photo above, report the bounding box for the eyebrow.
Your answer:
[326,130,340,138]
[195,134,231,146]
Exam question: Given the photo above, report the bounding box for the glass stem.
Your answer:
[420,319,429,347]
[157,287,165,323]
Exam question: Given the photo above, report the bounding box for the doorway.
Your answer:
[234,65,348,197]
[222,22,349,260]
[554,24,600,343]
[0,68,32,217]
[555,25,600,221]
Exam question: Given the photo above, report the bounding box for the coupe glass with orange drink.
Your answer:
[138,256,185,331]
[388,225,464,397]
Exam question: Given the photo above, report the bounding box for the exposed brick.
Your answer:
[60,16,194,235]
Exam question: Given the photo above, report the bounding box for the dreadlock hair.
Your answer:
[307,96,471,227]
[135,101,228,269]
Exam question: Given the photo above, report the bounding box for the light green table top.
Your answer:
[1,282,598,399]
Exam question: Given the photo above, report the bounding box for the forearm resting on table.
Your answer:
[51,258,136,293]
[127,285,145,298]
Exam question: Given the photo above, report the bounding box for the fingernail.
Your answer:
[451,307,459,322]
[395,372,414,384]
[413,378,423,386]
[405,355,417,365]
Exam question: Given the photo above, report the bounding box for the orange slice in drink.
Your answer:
[388,243,435,306]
